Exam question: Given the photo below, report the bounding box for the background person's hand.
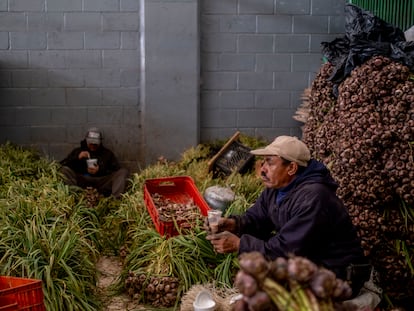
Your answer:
[206,231,240,254]
[79,151,90,159]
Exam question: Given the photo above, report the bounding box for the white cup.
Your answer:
[86,158,98,168]
[193,290,216,311]
[207,210,222,233]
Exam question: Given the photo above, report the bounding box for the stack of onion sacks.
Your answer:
[233,252,358,311]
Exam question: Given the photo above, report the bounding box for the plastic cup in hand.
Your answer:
[86,158,98,168]
[207,210,222,233]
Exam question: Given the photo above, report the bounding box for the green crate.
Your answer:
[349,0,414,31]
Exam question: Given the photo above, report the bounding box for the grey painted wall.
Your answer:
[0,0,347,171]
[0,0,142,171]
[199,0,346,142]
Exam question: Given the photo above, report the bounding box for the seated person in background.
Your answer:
[205,135,371,298]
[60,127,129,199]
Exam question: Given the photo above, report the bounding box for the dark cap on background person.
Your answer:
[250,135,310,167]
[85,127,102,145]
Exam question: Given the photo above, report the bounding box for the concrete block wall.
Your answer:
[0,0,348,169]
[199,0,347,142]
[0,0,142,170]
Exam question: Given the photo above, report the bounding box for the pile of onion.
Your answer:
[233,252,356,311]
[299,55,413,300]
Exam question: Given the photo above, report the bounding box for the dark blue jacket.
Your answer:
[231,159,367,279]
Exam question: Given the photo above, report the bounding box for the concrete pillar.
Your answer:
[141,0,200,165]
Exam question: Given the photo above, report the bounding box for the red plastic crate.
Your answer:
[0,277,45,311]
[0,303,18,311]
[144,176,211,237]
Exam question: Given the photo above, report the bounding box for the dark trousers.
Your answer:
[346,263,373,298]
[60,166,129,199]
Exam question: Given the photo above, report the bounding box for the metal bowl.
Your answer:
[203,186,235,212]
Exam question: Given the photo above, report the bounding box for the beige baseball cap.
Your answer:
[250,136,310,167]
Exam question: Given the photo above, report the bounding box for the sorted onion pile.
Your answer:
[125,272,180,307]
[151,193,202,223]
[233,252,355,311]
[299,55,414,300]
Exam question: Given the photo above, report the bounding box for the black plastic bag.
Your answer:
[321,4,412,88]
[343,4,405,44]
[391,41,414,70]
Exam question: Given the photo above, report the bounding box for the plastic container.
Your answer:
[207,210,222,233]
[144,176,211,237]
[86,158,98,168]
[0,276,46,311]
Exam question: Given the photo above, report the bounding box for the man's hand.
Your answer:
[206,231,240,254]
[203,216,237,234]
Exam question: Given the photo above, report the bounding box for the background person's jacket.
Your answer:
[60,139,121,177]
[230,159,368,280]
